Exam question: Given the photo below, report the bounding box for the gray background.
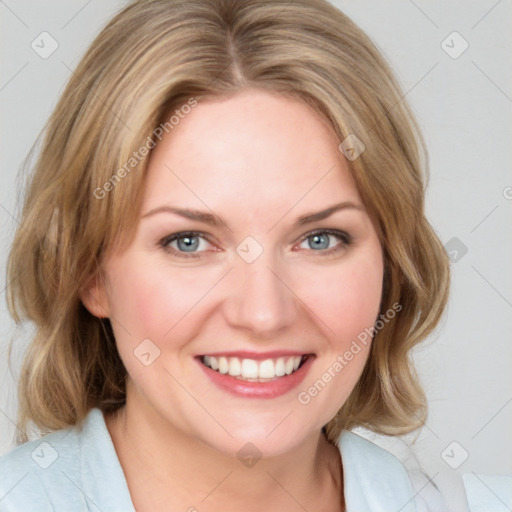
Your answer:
[1,1,511,510]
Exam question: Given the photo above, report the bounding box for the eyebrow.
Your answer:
[295,201,364,225]
[141,201,364,228]
[142,206,228,227]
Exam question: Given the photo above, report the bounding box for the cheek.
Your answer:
[296,249,384,347]
[294,249,383,420]
[106,267,163,338]
[105,257,222,354]
[103,258,205,387]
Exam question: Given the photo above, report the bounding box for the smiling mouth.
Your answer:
[199,354,312,382]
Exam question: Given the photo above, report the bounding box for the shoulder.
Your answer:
[0,409,134,512]
[339,430,417,512]
[0,420,83,510]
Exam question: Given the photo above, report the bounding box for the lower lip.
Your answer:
[196,356,315,399]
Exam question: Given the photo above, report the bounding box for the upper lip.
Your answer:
[198,351,314,360]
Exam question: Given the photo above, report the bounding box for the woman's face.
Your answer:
[86,88,384,457]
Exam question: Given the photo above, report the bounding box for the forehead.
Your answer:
[142,88,361,216]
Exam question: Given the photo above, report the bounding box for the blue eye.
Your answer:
[175,235,200,252]
[160,232,212,257]
[298,230,351,254]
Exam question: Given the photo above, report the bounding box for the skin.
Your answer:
[82,88,384,511]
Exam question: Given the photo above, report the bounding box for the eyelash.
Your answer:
[159,229,352,259]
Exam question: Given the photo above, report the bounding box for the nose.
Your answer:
[222,250,299,337]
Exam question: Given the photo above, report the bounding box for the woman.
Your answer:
[0,0,450,510]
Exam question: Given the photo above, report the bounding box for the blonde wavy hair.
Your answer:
[7,0,449,444]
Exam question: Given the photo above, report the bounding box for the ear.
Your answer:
[80,273,111,318]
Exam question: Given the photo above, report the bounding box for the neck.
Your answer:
[105,387,344,511]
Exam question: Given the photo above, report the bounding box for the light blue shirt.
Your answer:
[0,408,416,511]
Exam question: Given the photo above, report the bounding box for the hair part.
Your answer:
[7,0,449,444]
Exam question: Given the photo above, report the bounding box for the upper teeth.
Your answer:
[202,355,303,380]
